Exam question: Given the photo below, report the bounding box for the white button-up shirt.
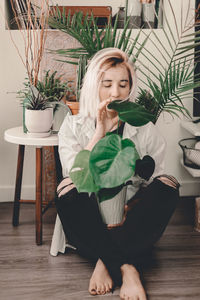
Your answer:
[50,114,166,256]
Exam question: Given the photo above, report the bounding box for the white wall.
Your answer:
[0,0,199,202]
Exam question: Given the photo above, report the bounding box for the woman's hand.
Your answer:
[95,98,119,138]
[107,205,129,229]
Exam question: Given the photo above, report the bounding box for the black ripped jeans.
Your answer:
[55,177,179,286]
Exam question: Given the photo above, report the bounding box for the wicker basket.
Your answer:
[179,138,200,169]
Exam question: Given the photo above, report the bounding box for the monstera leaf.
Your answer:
[69,150,98,193]
[89,134,139,189]
[107,100,155,126]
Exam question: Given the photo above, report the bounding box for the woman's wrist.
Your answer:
[85,132,103,151]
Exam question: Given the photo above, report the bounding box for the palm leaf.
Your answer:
[133,0,200,121]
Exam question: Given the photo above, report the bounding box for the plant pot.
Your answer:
[97,186,127,225]
[116,7,125,29]
[52,100,72,133]
[142,3,155,28]
[25,107,53,137]
[66,101,79,115]
[128,0,142,29]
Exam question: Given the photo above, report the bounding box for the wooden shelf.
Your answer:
[49,5,112,28]
[180,159,200,177]
[181,120,200,136]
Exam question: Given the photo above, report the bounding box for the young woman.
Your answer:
[52,48,180,300]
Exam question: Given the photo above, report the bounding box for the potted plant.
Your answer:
[36,70,74,131]
[23,85,53,137]
[9,0,51,131]
[69,100,155,224]
[17,70,74,133]
[65,55,88,115]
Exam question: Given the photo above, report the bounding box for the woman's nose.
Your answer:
[110,84,120,98]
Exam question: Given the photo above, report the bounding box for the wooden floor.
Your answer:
[0,198,200,300]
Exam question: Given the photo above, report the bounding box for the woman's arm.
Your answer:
[85,98,119,151]
[58,100,119,196]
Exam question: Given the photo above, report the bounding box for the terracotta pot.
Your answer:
[66,101,79,115]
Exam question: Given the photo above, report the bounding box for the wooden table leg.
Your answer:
[13,145,25,226]
[36,147,43,245]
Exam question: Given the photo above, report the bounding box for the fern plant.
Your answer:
[37,70,74,103]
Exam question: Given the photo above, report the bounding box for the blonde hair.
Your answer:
[79,48,137,119]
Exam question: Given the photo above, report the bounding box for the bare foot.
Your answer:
[88,259,113,295]
[120,264,147,300]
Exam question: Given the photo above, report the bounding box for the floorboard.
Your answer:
[0,198,200,300]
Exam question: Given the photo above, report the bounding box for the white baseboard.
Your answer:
[179,180,200,197]
[0,181,199,202]
[0,185,35,202]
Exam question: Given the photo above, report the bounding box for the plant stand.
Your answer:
[4,127,60,245]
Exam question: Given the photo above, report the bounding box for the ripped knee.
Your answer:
[56,177,76,198]
[155,174,180,190]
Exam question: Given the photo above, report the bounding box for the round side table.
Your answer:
[4,127,60,245]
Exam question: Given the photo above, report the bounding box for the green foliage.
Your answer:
[70,134,139,202]
[69,150,99,193]
[48,1,200,121]
[76,55,88,101]
[107,100,155,126]
[24,85,52,110]
[37,70,74,103]
[90,134,139,188]
[17,71,74,111]
[135,89,159,121]
[48,7,147,64]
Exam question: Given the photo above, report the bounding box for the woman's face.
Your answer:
[99,64,130,102]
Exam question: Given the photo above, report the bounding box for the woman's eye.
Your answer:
[103,84,111,88]
[120,85,127,88]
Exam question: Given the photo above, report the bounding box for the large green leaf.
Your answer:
[108,100,155,126]
[69,150,98,193]
[89,134,139,188]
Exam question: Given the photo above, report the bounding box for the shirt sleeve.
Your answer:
[145,122,166,177]
[58,115,83,177]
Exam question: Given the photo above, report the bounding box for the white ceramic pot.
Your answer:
[128,0,142,28]
[98,186,127,225]
[142,3,155,28]
[25,107,53,137]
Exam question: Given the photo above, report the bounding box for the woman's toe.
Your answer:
[98,284,104,294]
[90,289,97,295]
[101,286,106,294]
[105,283,111,293]
[89,283,97,295]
